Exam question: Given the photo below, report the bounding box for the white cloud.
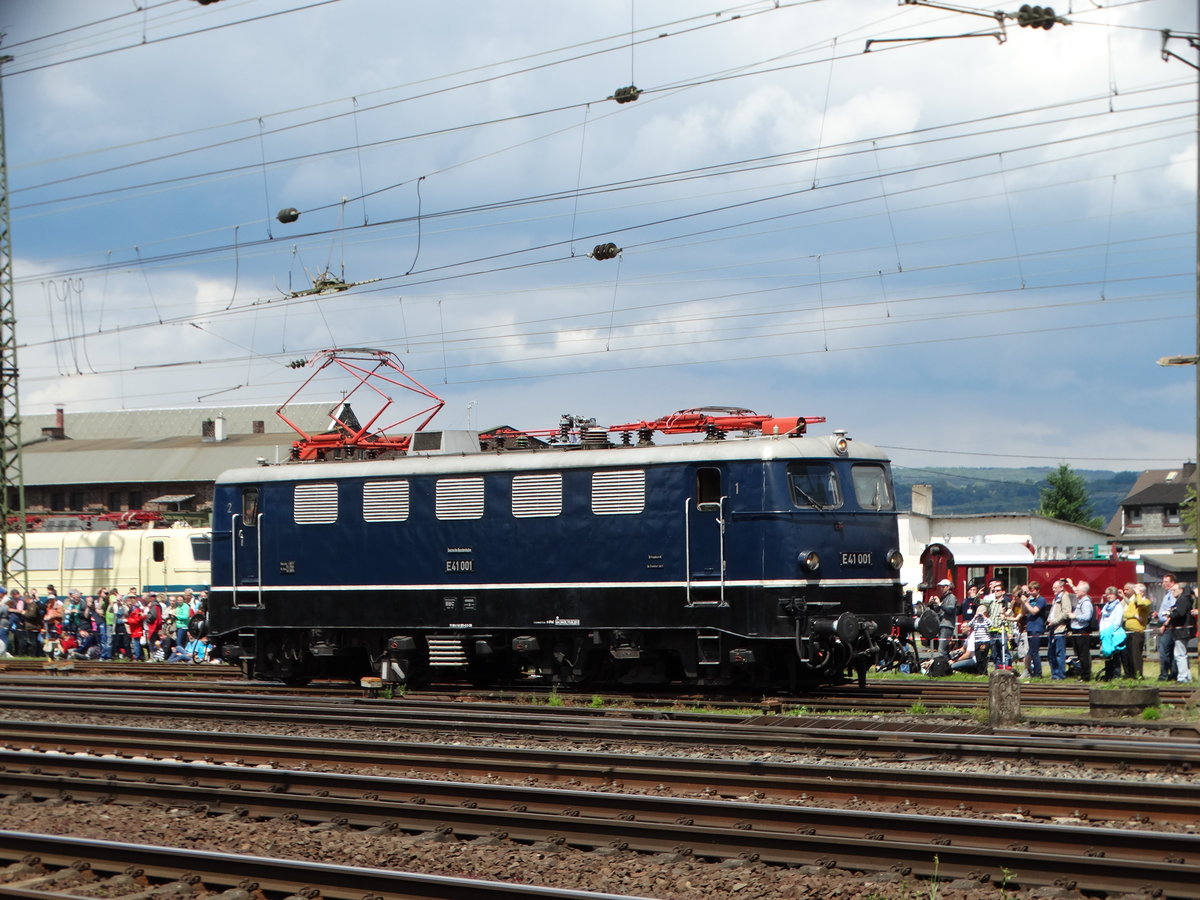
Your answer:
[1,0,1192,470]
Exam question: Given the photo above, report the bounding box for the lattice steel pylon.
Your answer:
[0,54,28,586]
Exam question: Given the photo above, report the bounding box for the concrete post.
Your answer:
[988,669,1021,727]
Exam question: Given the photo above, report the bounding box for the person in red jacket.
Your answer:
[125,601,146,662]
[142,593,163,657]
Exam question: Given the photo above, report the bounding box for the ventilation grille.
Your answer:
[592,469,645,515]
[436,477,485,520]
[294,483,338,524]
[427,636,468,667]
[512,473,562,518]
[363,480,410,522]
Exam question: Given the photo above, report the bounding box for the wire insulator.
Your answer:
[591,242,621,260]
[276,208,301,224]
[612,85,641,104]
[1017,4,1056,29]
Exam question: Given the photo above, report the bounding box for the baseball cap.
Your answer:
[937,579,952,587]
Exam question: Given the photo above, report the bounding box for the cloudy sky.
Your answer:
[0,0,1195,472]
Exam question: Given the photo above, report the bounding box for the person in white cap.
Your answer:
[931,578,958,653]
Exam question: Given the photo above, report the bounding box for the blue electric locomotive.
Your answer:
[209,408,907,690]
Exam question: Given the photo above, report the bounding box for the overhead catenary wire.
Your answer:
[15,0,1134,216]
[14,0,1185,240]
[10,0,797,192]
[18,264,1189,379]
[14,127,1185,352]
[13,122,1193,361]
[4,0,1192,467]
[15,94,1192,286]
[2,0,351,77]
[0,0,177,51]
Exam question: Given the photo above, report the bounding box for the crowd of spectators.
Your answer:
[0,585,214,664]
[920,575,1196,681]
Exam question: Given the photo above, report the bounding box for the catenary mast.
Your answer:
[0,53,28,586]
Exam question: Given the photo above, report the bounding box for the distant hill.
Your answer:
[892,467,1138,526]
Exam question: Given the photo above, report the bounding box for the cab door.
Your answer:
[685,466,726,606]
[232,487,262,608]
[146,535,168,593]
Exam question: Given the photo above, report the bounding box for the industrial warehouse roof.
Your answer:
[20,403,332,443]
[22,433,310,485]
[19,403,339,487]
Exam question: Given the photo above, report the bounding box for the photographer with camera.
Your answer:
[1067,580,1096,681]
[1046,578,1075,680]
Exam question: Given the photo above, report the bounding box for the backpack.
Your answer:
[1171,592,1194,634]
[926,655,951,677]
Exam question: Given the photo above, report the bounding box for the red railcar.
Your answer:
[919,541,1140,603]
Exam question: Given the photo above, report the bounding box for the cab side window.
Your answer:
[788,463,842,509]
[851,464,894,510]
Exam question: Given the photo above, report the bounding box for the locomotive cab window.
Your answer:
[787,462,842,510]
[242,488,259,523]
[851,463,894,511]
[695,467,721,510]
[152,540,165,563]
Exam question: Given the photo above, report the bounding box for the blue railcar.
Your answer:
[209,425,906,689]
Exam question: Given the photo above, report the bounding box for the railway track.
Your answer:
[5,687,1200,898]
[2,740,1198,897]
[1,721,1197,823]
[0,831,641,900]
[1,659,1197,715]
[6,686,1200,767]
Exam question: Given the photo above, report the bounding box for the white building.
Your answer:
[897,484,1118,596]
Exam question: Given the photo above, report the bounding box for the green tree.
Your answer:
[1035,463,1104,530]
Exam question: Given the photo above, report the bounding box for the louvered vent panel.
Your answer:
[294,483,338,524]
[363,480,410,522]
[512,473,562,518]
[436,477,485,520]
[591,470,645,515]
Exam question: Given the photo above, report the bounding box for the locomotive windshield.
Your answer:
[851,463,894,511]
[787,462,842,510]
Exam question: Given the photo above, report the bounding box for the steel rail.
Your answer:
[2,662,1196,709]
[0,723,1195,823]
[2,757,1198,897]
[4,690,1200,768]
[0,830,651,900]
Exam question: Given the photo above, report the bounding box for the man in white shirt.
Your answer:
[1158,573,1178,681]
